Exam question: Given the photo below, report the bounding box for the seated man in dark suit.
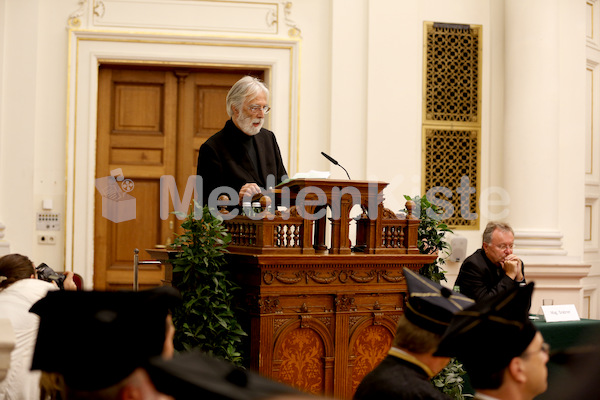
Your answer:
[196,76,288,208]
[353,268,474,400]
[435,283,549,400]
[454,221,525,301]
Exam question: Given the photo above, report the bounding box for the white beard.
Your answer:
[236,112,264,136]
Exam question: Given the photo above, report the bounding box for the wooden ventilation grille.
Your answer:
[423,22,481,229]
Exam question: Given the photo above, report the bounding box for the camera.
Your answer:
[36,263,66,290]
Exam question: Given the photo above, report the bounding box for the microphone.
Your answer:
[321,151,366,253]
[321,151,351,180]
[321,151,339,166]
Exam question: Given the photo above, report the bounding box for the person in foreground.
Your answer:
[30,287,181,400]
[454,221,525,301]
[196,75,288,207]
[435,283,548,400]
[0,253,76,400]
[353,268,475,400]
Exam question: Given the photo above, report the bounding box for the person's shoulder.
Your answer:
[0,279,56,303]
[463,248,485,264]
[6,279,55,291]
[257,127,277,140]
[201,121,234,147]
[202,128,227,147]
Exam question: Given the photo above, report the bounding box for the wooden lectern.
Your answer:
[220,179,437,399]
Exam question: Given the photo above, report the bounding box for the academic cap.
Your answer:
[29,286,181,391]
[434,283,537,377]
[403,268,475,335]
[146,350,309,400]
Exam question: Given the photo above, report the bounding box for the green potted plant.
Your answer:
[403,195,472,399]
[169,201,247,365]
[403,194,452,283]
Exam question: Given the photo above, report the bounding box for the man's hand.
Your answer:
[501,255,523,281]
[62,271,78,291]
[239,183,262,204]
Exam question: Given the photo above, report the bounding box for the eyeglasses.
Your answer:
[247,104,271,114]
[493,243,514,251]
[521,342,550,358]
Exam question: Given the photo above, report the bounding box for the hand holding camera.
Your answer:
[36,263,78,290]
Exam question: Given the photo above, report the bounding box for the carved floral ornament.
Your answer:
[67,0,302,38]
[262,269,407,285]
[335,295,356,312]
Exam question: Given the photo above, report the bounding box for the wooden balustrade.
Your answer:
[223,197,420,256]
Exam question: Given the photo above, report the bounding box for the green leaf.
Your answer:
[170,203,247,366]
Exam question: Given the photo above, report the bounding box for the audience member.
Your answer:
[454,221,525,301]
[29,287,181,400]
[0,253,76,400]
[435,283,548,400]
[196,76,288,207]
[353,268,474,400]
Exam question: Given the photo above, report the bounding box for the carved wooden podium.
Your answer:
[220,179,436,399]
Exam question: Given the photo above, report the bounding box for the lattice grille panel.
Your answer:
[424,128,479,227]
[425,23,480,123]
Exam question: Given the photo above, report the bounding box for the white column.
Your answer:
[503,0,566,260]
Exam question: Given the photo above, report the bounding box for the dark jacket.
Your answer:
[196,119,288,205]
[353,354,450,400]
[454,248,524,302]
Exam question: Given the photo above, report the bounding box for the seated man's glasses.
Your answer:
[248,104,271,114]
[521,342,550,358]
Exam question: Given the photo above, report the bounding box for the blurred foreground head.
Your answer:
[435,283,548,399]
[30,287,181,396]
[402,268,475,336]
[146,350,320,400]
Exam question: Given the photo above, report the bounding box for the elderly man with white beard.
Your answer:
[196,76,288,208]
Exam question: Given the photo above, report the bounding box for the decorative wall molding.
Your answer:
[588,0,600,49]
[67,0,87,28]
[586,59,600,182]
[281,1,301,38]
[67,0,302,37]
[514,229,567,257]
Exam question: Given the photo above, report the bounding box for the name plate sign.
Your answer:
[542,304,580,322]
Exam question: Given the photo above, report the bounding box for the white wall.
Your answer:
[1,0,40,262]
[0,0,73,268]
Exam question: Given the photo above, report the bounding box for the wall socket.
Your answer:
[36,213,60,231]
[38,234,56,245]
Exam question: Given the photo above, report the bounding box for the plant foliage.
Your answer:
[170,201,247,365]
[403,194,452,283]
[433,360,472,399]
[403,194,471,399]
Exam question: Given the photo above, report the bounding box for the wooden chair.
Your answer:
[72,273,84,290]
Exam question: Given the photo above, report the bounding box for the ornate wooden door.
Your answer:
[94,65,264,290]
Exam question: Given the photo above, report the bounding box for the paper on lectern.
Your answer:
[291,170,331,179]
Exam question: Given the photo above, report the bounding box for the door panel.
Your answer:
[95,66,264,290]
[95,67,177,290]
